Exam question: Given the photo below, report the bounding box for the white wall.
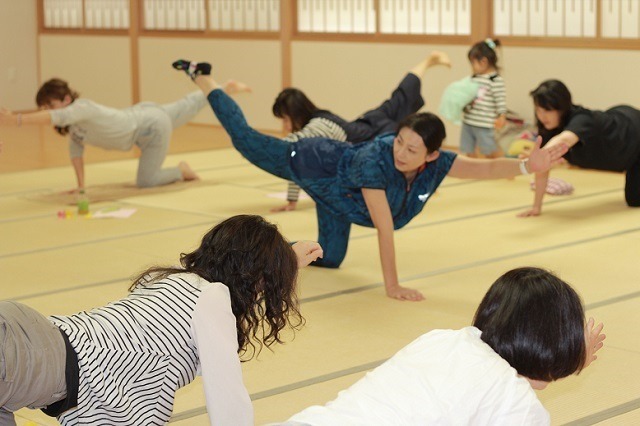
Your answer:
[291,41,640,147]
[26,3,640,146]
[0,0,39,110]
[39,35,133,108]
[138,37,281,130]
[501,47,640,121]
[291,41,468,147]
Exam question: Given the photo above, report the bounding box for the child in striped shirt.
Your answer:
[461,39,507,158]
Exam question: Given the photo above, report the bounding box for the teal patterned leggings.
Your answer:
[206,89,353,267]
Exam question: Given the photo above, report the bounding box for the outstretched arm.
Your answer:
[447,138,568,180]
[0,108,53,126]
[518,131,578,217]
[70,156,85,190]
[362,188,424,301]
[544,130,580,150]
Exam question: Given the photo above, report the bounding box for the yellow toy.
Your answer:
[507,138,535,158]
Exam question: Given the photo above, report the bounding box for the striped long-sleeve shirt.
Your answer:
[283,117,347,143]
[49,273,252,426]
[462,73,507,129]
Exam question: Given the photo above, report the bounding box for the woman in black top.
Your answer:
[269,51,451,212]
[520,79,640,217]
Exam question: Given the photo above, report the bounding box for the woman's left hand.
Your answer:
[292,241,323,268]
[527,136,568,173]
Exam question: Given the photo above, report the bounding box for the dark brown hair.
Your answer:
[272,88,319,132]
[468,38,502,71]
[530,79,574,139]
[36,78,79,136]
[130,215,302,360]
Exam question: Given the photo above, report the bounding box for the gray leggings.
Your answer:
[134,90,207,187]
[0,301,66,426]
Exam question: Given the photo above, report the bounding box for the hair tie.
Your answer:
[485,38,496,50]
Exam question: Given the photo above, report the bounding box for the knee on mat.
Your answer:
[626,198,640,207]
[136,178,156,188]
[311,257,342,269]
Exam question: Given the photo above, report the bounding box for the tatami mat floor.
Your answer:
[1,127,639,425]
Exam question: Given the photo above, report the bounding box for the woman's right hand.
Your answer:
[386,285,425,301]
[292,241,323,267]
[528,137,568,173]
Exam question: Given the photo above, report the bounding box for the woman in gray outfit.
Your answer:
[0,78,247,189]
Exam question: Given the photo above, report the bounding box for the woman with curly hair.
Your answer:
[0,215,322,426]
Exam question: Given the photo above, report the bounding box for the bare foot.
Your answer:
[179,161,199,181]
[223,80,252,95]
[426,50,451,68]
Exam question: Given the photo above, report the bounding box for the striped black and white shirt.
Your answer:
[463,73,507,129]
[49,272,252,426]
[283,117,347,143]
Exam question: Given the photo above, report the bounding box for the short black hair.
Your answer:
[530,79,574,135]
[272,88,319,132]
[473,267,586,382]
[397,112,446,153]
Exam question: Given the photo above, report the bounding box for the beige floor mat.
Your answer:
[3,142,638,426]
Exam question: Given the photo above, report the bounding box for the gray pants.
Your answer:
[134,90,207,188]
[0,302,66,426]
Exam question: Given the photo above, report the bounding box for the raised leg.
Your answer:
[160,91,207,129]
[344,52,449,142]
[205,88,293,181]
[176,64,294,181]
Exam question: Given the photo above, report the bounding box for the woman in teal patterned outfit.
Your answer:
[175,61,568,301]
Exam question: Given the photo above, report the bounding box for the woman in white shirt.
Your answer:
[283,267,605,426]
[0,214,322,426]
